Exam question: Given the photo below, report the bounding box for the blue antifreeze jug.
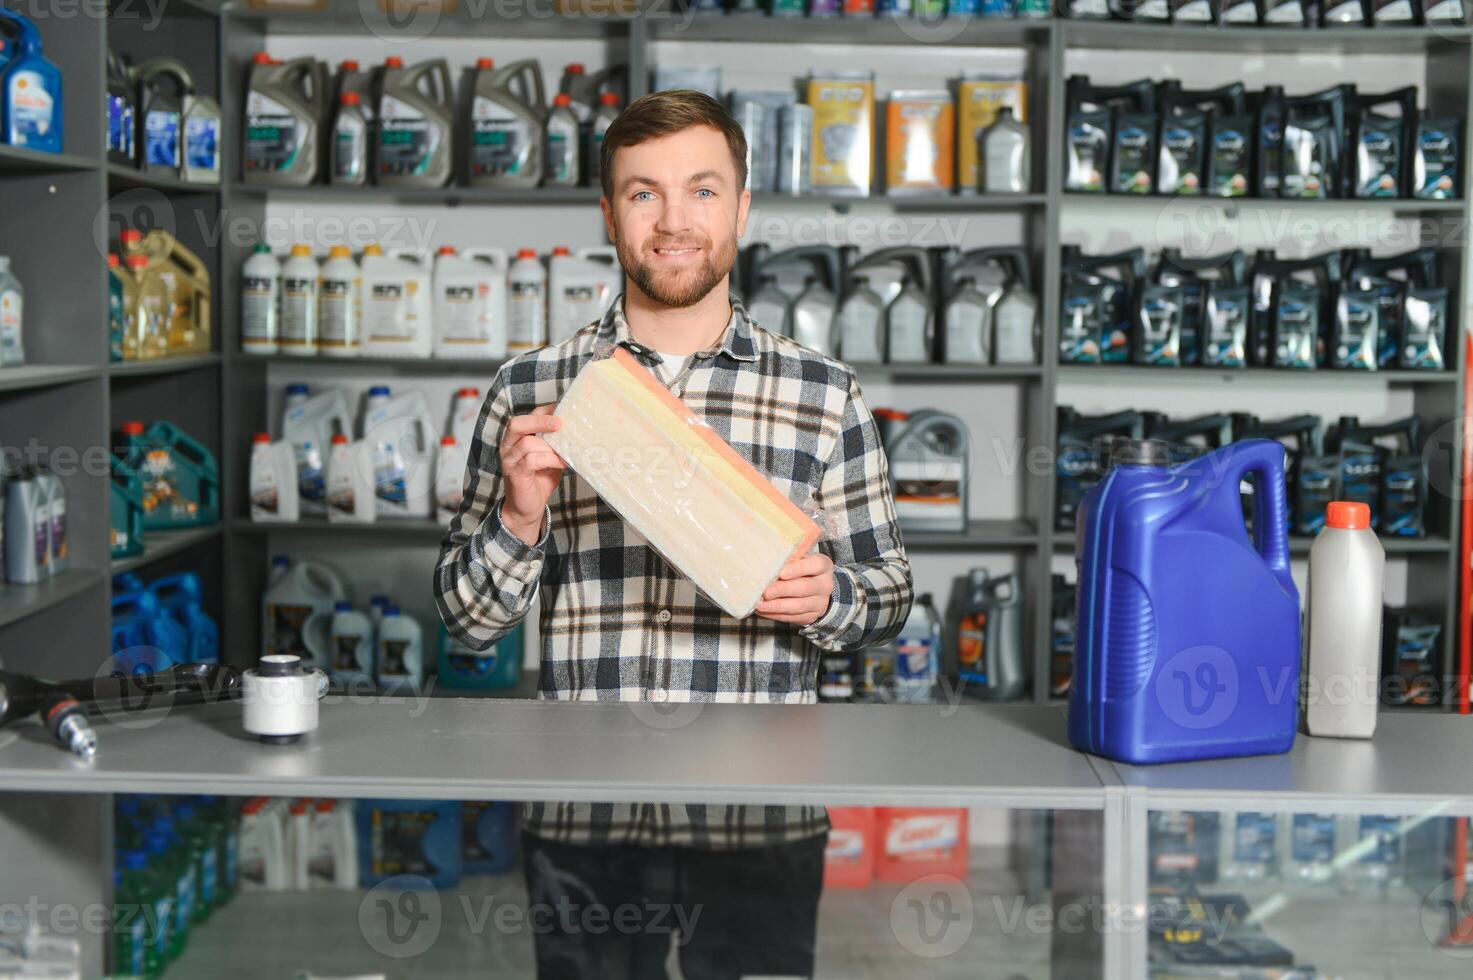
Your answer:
[1068,438,1301,765]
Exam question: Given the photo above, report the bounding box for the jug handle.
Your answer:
[432,61,453,110]
[1221,440,1292,583]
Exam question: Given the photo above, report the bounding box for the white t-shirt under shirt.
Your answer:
[656,351,691,384]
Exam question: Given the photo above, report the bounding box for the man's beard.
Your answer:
[614,228,738,309]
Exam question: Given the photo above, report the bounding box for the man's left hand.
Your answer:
[755,553,834,626]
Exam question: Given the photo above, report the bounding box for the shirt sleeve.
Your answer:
[798,368,914,653]
[433,364,550,650]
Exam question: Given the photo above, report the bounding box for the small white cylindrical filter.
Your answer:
[241,244,281,354]
[280,244,319,354]
[241,656,324,741]
[1304,500,1385,739]
[507,248,547,354]
[317,245,359,357]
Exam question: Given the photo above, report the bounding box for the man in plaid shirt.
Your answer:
[435,90,912,979]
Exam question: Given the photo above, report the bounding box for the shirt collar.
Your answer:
[593,294,760,364]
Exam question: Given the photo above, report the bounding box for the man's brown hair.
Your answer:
[599,89,749,201]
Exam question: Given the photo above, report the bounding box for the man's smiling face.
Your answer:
[602,125,751,310]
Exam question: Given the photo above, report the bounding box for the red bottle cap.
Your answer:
[107,253,119,267]
[253,52,272,65]
[315,800,334,813]
[441,435,455,446]
[565,62,585,74]
[125,254,147,270]
[384,56,404,68]
[121,421,145,436]
[456,386,479,398]
[1326,501,1370,530]
[553,93,572,107]
[599,92,620,107]
[438,245,457,255]
[120,229,142,244]
[475,57,495,70]
[551,246,570,256]
[339,59,360,71]
[340,91,360,106]
[331,433,348,445]
[253,432,271,444]
[517,248,538,259]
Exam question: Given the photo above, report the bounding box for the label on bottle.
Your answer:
[245,91,304,174]
[507,279,545,352]
[8,71,55,147]
[378,96,441,178]
[440,280,491,342]
[0,288,23,364]
[145,109,181,167]
[471,97,533,178]
[251,452,279,518]
[281,276,317,346]
[185,116,220,171]
[319,277,356,347]
[333,112,366,183]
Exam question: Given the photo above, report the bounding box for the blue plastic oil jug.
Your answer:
[0,10,63,154]
[149,572,220,664]
[111,590,188,675]
[117,421,220,530]
[1068,438,1301,765]
[356,799,462,889]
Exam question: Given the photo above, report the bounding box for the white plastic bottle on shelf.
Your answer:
[327,600,375,689]
[432,246,509,359]
[0,256,25,366]
[288,800,311,891]
[250,432,300,522]
[317,246,360,357]
[360,247,433,358]
[545,93,581,188]
[308,799,359,889]
[507,248,547,354]
[361,385,435,518]
[1304,500,1385,739]
[239,797,289,891]
[435,435,464,523]
[376,606,423,694]
[449,386,481,454]
[325,433,376,524]
[241,245,281,354]
[280,244,319,355]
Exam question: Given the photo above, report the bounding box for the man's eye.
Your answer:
[633,190,655,202]
[695,188,715,199]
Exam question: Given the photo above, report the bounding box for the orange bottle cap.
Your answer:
[1326,501,1370,530]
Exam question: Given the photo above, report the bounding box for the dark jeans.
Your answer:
[521,832,828,980]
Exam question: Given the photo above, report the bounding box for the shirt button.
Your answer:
[651,689,669,703]
[657,609,672,623]
[671,384,683,397]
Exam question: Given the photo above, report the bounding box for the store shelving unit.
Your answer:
[194,3,1473,713]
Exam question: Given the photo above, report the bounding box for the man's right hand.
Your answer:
[500,404,566,545]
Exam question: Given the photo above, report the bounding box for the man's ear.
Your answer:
[600,194,617,245]
[736,186,751,240]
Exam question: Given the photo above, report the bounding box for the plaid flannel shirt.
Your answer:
[434,297,913,849]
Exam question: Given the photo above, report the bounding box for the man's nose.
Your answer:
[655,198,691,234]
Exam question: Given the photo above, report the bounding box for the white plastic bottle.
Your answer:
[250,432,300,522]
[325,433,375,524]
[0,256,25,366]
[545,93,581,187]
[548,246,621,344]
[280,244,319,355]
[317,245,360,357]
[1305,500,1385,739]
[432,246,509,359]
[360,246,433,358]
[288,800,312,891]
[239,797,289,891]
[435,435,464,522]
[376,606,423,694]
[328,600,375,689]
[361,386,435,519]
[450,386,481,449]
[507,248,547,354]
[308,799,359,888]
[241,245,281,354]
[590,92,620,186]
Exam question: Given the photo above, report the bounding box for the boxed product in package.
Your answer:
[885,91,955,195]
[875,807,969,883]
[824,807,877,889]
[957,74,1028,194]
[545,349,823,619]
[806,71,876,196]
